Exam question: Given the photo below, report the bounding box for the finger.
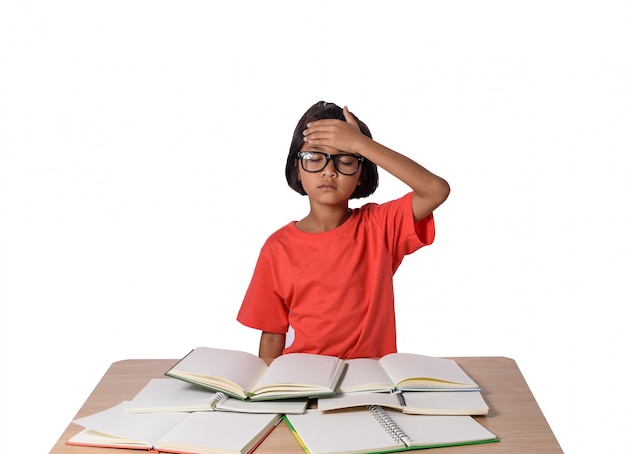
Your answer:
[302,130,331,143]
[305,119,341,129]
[303,120,338,138]
[343,106,357,126]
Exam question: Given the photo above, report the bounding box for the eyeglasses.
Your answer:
[298,151,364,176]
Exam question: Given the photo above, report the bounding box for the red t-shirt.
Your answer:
[237,193,435,359]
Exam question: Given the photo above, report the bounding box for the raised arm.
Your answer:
[303,106,450,221]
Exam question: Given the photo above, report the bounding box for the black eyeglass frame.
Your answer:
[298,151,364,176]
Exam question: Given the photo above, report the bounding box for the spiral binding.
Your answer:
[208,392,228,409]
[368,405,412,446]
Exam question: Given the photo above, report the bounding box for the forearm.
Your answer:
[259,331,286,360]
[302,107,450,219]
[357,139,450,220]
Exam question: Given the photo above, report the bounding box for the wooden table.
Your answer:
[49,357,562,453]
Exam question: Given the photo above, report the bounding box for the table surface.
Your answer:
[49,356,563,453]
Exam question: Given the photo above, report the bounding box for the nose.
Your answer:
[322,159,338,177]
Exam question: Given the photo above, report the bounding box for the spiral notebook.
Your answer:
[284,406,498,454]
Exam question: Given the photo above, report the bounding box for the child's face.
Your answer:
[297,143,362,205]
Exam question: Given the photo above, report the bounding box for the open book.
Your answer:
[338,353,479,392]
[285,406,498,454]
[165,347,346,400]
[126,378,308,414]
[317,390,488,415]
[67,401,281,454]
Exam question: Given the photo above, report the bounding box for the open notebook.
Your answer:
[67,401,281,454]
[317,390,489,415]
[338,353,479,392]
[165,347,346,400]
[285,406,498,454]
[125,378,307,414]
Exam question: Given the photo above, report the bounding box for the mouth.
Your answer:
[318,183,337,190]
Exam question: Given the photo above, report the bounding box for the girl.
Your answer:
[237,101,450,360]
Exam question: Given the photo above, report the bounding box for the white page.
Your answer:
[169,347,268,393]
[317,392,403,412]
[402,390,488,415]
[337,358,394,392]
[286,409,402,454]
[252,353,343,394]
[155,411,281,453]
[318,390,488,416]
[127,378,215,412]
[72,401,187,444]
[128,378,308,414]
[390,412,497,447]
[379,353,478,389]
[217,396,308,414]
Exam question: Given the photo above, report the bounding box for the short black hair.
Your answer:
[285,101,379,199]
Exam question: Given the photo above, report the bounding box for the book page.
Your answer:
[71,401,188,445]
[127,378,308,414]
[217,396,308,414]
[126,378,216,413]
[390,413,497,447]
[167,347,268,395]
[318,390,489,416]
[68,429,153,449]
[251,353,345,397]
[286,409,403,454]
[402,390,489,415]
[155,411,281,453]
[317,392,403,412]
[380,353,478,389]
[337,358,394,392]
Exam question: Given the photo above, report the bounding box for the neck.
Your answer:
[296,203,352,233]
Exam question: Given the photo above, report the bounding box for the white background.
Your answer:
[1,1,624,453]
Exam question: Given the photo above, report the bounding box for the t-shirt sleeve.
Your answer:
[237,246,290,333]
[370,192,435,270]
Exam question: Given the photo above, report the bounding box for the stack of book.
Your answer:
[67,347,498,454]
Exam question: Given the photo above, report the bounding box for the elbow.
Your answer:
[433,177,451,207]
[412,177,451,221]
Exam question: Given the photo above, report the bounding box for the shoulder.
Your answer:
[264,222,293,241]
[258,222,300,254]
[355,192,414,218]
